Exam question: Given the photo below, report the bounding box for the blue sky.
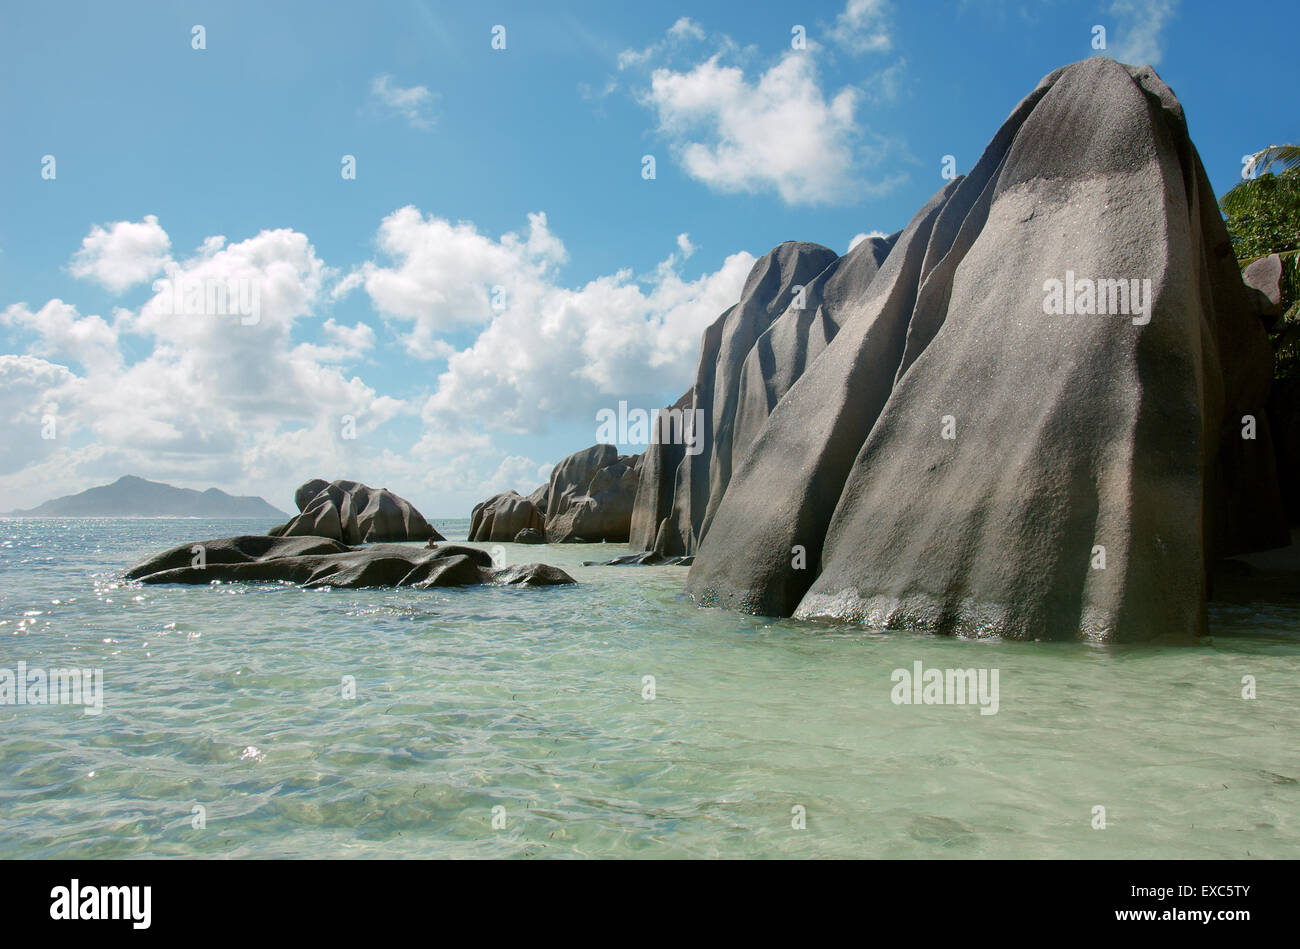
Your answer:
[1,0,1295,516]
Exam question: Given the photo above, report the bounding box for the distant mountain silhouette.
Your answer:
[7,476,288,518]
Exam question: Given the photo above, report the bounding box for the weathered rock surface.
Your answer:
[662,59,1287,641]
[545,445,642,543]
[582,552,695,567]
[490,563,575,585]
[271,480,443,545]
[470,444,642,544]
[469,490,544,543]
[126,535,574,589]
[628,237,894,556]
[514,528,546,544]
[1243,253,1285,321]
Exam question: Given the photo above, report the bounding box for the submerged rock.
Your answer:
[582,552,695,567]
[126,536,574,590]
[489,563,577,586]
[271,480,443,545]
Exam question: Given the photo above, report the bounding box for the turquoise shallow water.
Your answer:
[0,517,1297,858]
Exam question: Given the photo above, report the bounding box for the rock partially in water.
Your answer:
[470,444,642,544]
[125,535,574,590]
[270,480,443,545]
[629,240,859,557]
[543,444,642,543]
[469,490,545,543]
[582,551,695,567]
[489,563,577,586]
[664,59,1286,642]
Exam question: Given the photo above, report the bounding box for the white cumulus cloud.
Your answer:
[2,208,760,514]
[340,207,569,358]
[647,51,876,205]
[68,215,171,293]
[623,14,908,208]
[341,207,756,432]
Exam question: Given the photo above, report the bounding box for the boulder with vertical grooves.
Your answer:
[683,59,1288,642]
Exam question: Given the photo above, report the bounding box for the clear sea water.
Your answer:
[1,517,1297,859]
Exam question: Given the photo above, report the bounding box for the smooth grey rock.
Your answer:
[470,445,642,543]
[272,480,443,544]
[294,478,330,512]
[726,234,895,494]
[470,445,643,544]
[582,552,694,566]
[526,481,551,516]
[422,544,495,567]
[685,180,959,617]
[545,447,641,543]
[277,495,343,540]
[514,527,546,544]
[1243,253,1285,319]
[469,490,544,542]
[488,563,577,586]
[628,241,847,556]
[125,535,350,578]
[125,535,568,591]
[682,59,1287,642]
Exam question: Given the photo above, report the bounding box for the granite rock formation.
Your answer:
[470,445,641,544]
[270,480,443,544]
[126,535,573,589]
[628,59,1287,641]
[629,236,895,556]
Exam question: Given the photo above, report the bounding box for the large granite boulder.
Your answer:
[1243,253,1285,323]
[270,480,443,545]
[675,59,1286,641]
[545,446,642,543]
[470,445,642,544]
[628,238,893,556]
[293,478,330,513]
[469,490,544,542]
[126,535,573,589]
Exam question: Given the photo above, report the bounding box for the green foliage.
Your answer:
[1248,144,1300,177]
[1220,167,1300,259]
[1220,164,1300,378]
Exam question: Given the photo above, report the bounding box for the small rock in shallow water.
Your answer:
[125,535,570,591]
[489,563,576,586]
[582,552,694,567]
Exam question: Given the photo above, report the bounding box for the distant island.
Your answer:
[6,475,288,518]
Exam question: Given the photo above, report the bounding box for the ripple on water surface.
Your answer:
[0,518,1297,858]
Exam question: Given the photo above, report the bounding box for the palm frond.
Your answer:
[1246,145,1300,178]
